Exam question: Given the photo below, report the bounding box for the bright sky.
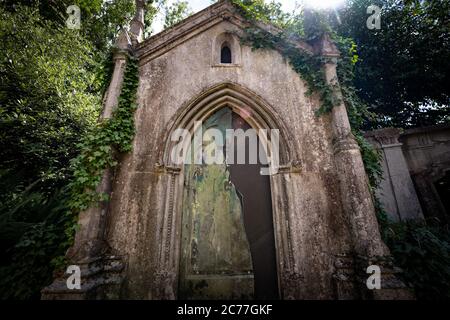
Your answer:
[151,0,300,34]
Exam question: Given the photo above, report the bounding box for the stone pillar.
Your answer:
[318,34,387,258]
[318,35,414,299]
[129,0,146,45]
[41,30,132,300]
[365,128,424,222]
[102,31,131,119]
[67,29,131,262]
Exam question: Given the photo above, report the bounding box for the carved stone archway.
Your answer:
[151,82,303,299]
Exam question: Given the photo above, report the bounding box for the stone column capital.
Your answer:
[364,128,403,148]
[114,28,132,53]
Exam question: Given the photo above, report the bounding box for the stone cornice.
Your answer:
[134,0,314,66]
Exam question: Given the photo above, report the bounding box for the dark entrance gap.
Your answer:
[228,112,279,300]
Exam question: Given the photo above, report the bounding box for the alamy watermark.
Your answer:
[366,265,381,290]
[367,5,382,30]
[66,265,81,290]
[170,123,280,176]
[63,263,382,290]
[66,5,81,30]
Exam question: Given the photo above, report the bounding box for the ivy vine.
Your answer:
[63,54,139,248]
[240,27,340,115]
[233,0,382,190]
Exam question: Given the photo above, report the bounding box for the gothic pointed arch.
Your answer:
[161,82,295,168]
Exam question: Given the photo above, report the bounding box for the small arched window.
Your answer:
[213,34,241,66]
[221,45,232,64]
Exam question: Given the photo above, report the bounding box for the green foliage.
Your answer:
[0,4,102,246]
[164,0,192,29]
[0,4,98,299]
[330,2,450,299]
[1,0,137,52]
[335,36,383,188]
[82,0,136,52]
[1,0,447,301]
[0,188,72,300]
[145,0,166,36]
[0,5,100,185]
[0,51,139,300]
[0,1,142,299]
[232,0,290,28]
[238,26,339,115]
[333,0,450,128]
[383,219,450,299]
[65,56,139,244]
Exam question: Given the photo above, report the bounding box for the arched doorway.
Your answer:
[178,107,279,299]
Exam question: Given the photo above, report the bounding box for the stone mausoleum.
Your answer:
[366,125,450,223]
[42,0,414,300]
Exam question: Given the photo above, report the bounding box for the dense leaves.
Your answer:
[66,57,139,246]
[233,0,290,27]
[0,187,72,299]
[0,5,99,188]
[333,0,450,128]
[0,1,142,299]
[382,219,450,299]
[1,0,136,52]
[0,5,100,277]
[164,0,192,28]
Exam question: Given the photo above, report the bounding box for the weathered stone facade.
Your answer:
[366,125,450,223]
[365,128,424,222]
[401,125,450,222]
[42,0,413,300]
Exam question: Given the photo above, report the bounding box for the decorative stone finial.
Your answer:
[114,28,132,53]
[130,0,146,44]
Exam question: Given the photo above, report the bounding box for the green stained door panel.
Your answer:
[179,107,279,300]
[179,108,254,299]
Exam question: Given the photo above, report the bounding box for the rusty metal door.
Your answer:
[179,107,279,299]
